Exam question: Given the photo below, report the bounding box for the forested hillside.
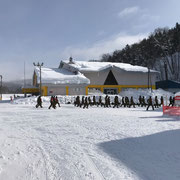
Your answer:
[101,23,180,81]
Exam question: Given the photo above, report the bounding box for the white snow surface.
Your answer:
[65,61,157,73]
[35,67,90,84]
[0,89,180,180]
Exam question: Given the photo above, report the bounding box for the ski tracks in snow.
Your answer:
[8,109,106,180]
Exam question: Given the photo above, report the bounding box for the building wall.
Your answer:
[45,84,86,96]
[68,86,86,95]
[48,86,66,95]
[83,68,157,86]
[83,70,110,85]
[112,68,157,86]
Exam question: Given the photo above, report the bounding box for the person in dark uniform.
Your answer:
[55,96,60,107]
[154,96,159,108]
[138,96,142,107]
[124,96,129,107]
[129,96,135,108]
[113,96,119,108]
[169,96,175,106]
[93,96,97,106]
[74,96,80,107]
[88,96,92,106]
[97,96,103,107]
[104,95,108,108]
[74,96,77,106]
[120,97,125,107]
[49,96,56,109]
[36,96,43,108]
[146,96,154,110]
[172,96,175,106]
[141,96,146,107]
[80,96,85,108]
[160,96,164,106]
[83,97,89,109]
[108,96,111,107]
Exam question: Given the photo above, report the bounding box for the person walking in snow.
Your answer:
[113,96,119,108]
[141,96,147,107]
[129,96,136,108]
[93,96,97,106]
[169,96,175,106]
[104,95,109,108]
[160,96,164,106]
[48,96,56,109]
[88,96,92,106]
[74,96,80,107]
[120,97,125,107]
[154,96,159,108]
[36,96,43,108]
[83,97,89,109]
[138,96,142,107]
[146,96,154,111]
[80,96,85,108]
[97,96,103,107]
[124,96,129,107]
[55,96,60,107]
[108,96,111,107]
[104,95,111,107]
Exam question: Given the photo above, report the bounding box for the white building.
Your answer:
[23,58,159,96]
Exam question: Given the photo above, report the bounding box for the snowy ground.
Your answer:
[0,91,180,180]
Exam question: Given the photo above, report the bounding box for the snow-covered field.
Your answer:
[0,90,180,180]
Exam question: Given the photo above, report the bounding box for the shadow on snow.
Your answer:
[140,114,180,122]
[98,129,180,180]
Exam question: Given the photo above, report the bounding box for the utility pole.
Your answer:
[24,61,26,97]
[0,75,2,100]
[147,62,153,92]
[33,62,43,96]
[147,67,150,89]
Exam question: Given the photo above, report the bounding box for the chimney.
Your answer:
[69,57,73,64]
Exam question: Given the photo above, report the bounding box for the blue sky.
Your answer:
[0,0,180,81]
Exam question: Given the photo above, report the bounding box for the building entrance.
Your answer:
[104,88,118,94]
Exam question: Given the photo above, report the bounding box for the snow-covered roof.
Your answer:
[63,61,157,73]
[34,67,90,84]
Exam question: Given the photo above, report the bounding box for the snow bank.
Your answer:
[2,94,24,101]
[175,91,180,96]
[119,88,173,103]
[12,96,75,105]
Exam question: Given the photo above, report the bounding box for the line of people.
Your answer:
[35,95,175,110]
[35,95,60,109]
[48,96,60,109]
[74,95,166,110]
